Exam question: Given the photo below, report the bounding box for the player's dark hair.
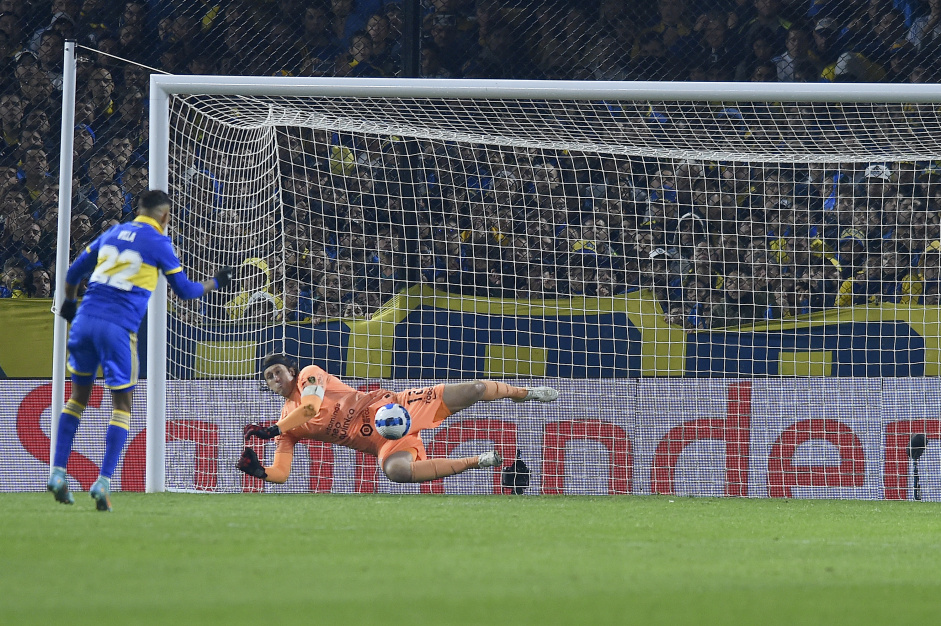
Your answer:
[261,353,298,378]
[138,189,171,214]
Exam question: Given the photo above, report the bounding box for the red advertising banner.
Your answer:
[1,379,935,500]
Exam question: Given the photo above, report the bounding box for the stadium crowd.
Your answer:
[0,0,940,330]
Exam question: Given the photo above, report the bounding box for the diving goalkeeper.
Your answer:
[238,353,559,484]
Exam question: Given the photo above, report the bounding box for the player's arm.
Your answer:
[157,238,233,299]
[237,436,295,484]
[57,239,102,321]
[245,378,325,439]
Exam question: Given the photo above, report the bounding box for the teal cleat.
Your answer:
[47,469,74,505]
[89,478,112,512]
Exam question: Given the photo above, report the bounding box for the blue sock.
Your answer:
[53,400,85,469]
[100,410,131,479]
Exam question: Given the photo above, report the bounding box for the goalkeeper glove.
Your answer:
[244,423,281,441]
[237,448,267,479]
[58,300,77,322]
[213,266,234,290]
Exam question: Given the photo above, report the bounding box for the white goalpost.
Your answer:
[132,76,941,497]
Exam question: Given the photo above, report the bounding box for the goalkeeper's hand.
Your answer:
[58,299,77,323]
[237,448,267,479]
[244,423,281,441]
[213,266,234,290]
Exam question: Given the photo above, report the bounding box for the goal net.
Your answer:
[151,78,941,499]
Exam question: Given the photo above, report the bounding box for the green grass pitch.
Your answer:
[2,493,940,625]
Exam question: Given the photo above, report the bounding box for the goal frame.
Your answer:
[142,75,941,492]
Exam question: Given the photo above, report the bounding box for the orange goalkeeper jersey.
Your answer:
[275,365,392,457]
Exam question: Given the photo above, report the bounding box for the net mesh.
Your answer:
[162,88,941,496]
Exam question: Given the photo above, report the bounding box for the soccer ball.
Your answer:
[374,403,411,440]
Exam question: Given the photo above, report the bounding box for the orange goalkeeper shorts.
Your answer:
[377,384,450,462]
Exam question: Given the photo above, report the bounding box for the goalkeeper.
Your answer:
[238,353,559,484]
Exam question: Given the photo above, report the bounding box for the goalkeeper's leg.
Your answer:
[382,450,503,483]
[441,380,559,412]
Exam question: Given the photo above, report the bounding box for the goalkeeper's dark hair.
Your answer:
[261,352,298,378]
[138,189,172,215]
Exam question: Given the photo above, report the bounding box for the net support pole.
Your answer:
[49,40,77,475]
[146,79,170,493]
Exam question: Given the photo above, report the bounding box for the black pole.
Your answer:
[907,434,927,501]
[402,0,421,77]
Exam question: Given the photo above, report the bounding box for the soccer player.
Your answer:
[48,189,233,511]
[237,353,559,486]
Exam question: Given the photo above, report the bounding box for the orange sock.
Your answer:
[480,381,527,401]
[409,457,479,482]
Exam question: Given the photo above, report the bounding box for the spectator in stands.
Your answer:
[859,9,910,72]
[0,91,23,161]
[0,11,22,49]
[749,60,777,81]
[0,185,28,254]
[96,182,127,224]
[8,218,46,271]
[80,0,118,45]
[107,89,146,151]
[27,2,78,52]
[17,58,57,113]
[83,66,115,129]
[120,1,147,35]
[19,145,50,202]
[420,42,453,78]
[77,149,115,206]
[73,123,95,163]
[278,276,315,323]
[366,12,399,77]
[772,25,819,81]
[24,106,50,140]
[582,34,632,81]
[692,10,740,80]
[635,0,695,63]
[734,25,779,81]
[300,3,341,77]
[223,257,283,322]
[68,212,93,258]
[738,0,791,50]
[36,28,64,90]
[335,29,379,77]
[26,265,51,297]
[105,134,134,175]
[631,31,682,80]
[330,0,382,46]
[465,23,530,79]
[121,160,147,204]
[0,257,26,297]
[903,248,941,304]
[909,0,941,50]
[884,40,919,81]
[711,266,770,327]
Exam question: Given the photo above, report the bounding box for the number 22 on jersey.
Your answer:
[89,244,144,291]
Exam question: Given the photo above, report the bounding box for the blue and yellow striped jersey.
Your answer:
[67,216,204,332]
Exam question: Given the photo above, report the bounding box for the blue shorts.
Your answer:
[67,315,139,390]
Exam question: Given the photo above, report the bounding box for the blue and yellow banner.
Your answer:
[4,288,941,379]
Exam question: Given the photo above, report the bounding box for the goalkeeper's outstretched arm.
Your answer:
[238,438,294,484]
